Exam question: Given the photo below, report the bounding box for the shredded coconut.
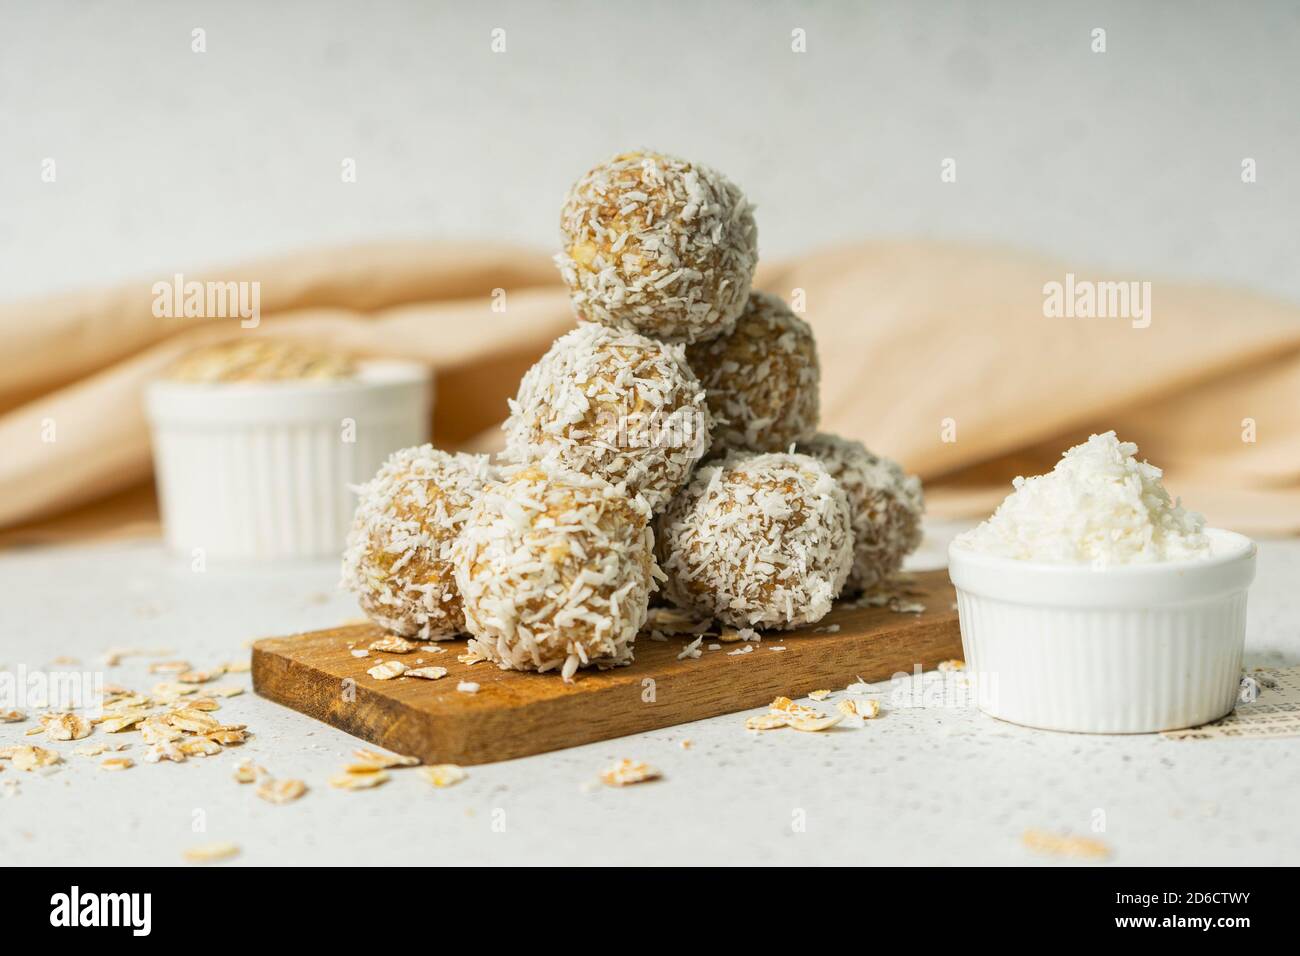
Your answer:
[689,291,820,454]
[657,452,853,629]
[797,433,923,591]
[341,446,495,639]
[453,462,659,679]
[555,151,758,344]
[955,432,1210,565]
[503,323,712,510]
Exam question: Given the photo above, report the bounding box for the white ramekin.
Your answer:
[948,529,1257,734]
[146,361,432,560]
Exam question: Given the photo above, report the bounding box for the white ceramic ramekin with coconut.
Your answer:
[948,432,1257,734]
[146,341,432,560]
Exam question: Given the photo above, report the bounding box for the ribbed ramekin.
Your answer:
[948,529,1257,733]
[146,361,432,560]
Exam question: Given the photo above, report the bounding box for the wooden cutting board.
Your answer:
[252,569,960,765]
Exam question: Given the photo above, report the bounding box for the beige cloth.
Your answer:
[2,239,1298,545]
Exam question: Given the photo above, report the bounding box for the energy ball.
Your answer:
[341,446,494,640]
[657,452,853,630]
[797,433,924,593]
[555,151,758,345]
[503,323,713,510]
[687,291,819,454]
[453,464,659,679]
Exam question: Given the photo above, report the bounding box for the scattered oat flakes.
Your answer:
[351,748,419,769]
[140,718,182,744]
[103,692,149,709]
[350,649,370,658]
[369,636,416,654]
[223,659,251,673]
[937,659,966,673]
[406,666,449,680]
[457,652,486,666]
[179,738,222,758]
[1022,829,1111,860]
[837,698,881,719]
[1,709,25,723]
[167,709,221,734]
[600,759,661,787]
[152,681,198,699]
[178,668,221,684]
[42,713,93,741]
[100,757,134,771]
[100,710,151,733]
[50,655,80,665]
[745,712,789,731]
[183,697,221,712]
[11,746,61,771]
[209,684,244,698]
[809,689,831,701]
[330,768,390,790]
[726,645,753,656]
[143,741,186,763]
[367,660,408,680]
[788,713,844,732]
[747,697,843,733]
[183,841,240,864]
[233,760,263,783]
[421,764,468,788]
[768,645,786,651]
[677,636,704,660]
[770,697,823,718]
[680,739,693,749]
[420,644,447,653]
[457,681,480,694]
[257,777,307,804]
[206,727,248,746]
[148,660,191,674]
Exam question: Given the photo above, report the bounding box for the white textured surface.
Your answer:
[1,1,1298,305]
[1,522,1297,866]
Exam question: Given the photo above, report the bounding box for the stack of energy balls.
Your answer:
[342,151,923,681]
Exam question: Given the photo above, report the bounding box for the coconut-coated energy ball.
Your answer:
[341,446,494,640]
[796,433,925,593]
[453,463,659,679]
[503,323,713,510]
[657,452,853,630]
[686,291,820,454]
[555,151,759,345]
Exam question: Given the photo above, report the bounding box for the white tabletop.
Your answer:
[2,522,1296,866]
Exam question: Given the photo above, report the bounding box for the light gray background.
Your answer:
[1,0,1297,303]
